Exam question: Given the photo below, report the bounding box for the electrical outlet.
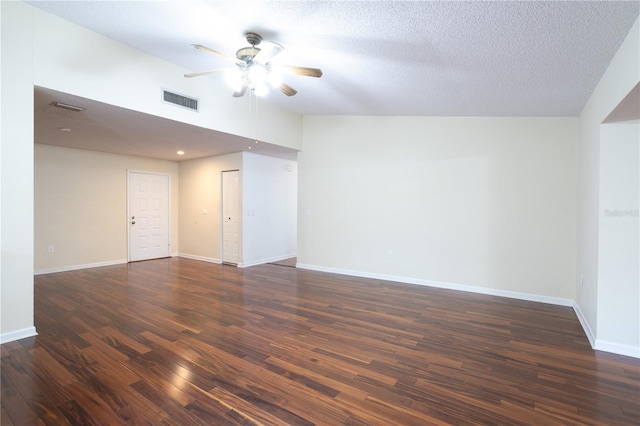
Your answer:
[386,250,393,259]
[47,245,55,254]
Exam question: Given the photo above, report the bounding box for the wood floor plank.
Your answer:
[62,380,127,425]
[93,370,169,424]
[204,386,295,426]
[1,406,16,426]
[1,341,71,425]
[1,257,638,425]
[129,379,207,425]
[174,334,353,425]
[1,363,42,426]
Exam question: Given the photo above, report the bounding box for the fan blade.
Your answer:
[273,64,323,78]
[254,41,284,64]
[276,82,297,97]
[191,44,233,61]
[233,83,248,97]
[184,69,225,78]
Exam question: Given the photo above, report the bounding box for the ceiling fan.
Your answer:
[185,32,323,97]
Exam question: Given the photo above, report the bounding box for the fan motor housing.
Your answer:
[245,32,262,46]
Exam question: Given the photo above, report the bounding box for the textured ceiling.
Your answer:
[27,1,640,117]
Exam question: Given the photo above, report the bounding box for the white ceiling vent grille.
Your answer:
[162,89,198,111]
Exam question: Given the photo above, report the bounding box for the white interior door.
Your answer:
[222,170,240,265]
[128,171,170,262]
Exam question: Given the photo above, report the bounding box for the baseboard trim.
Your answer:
[177,253,221,264]
[572,302,596,348]
[571,303,639,359]
[595,339,640,358]
[34,259,128,275]
[0,327,38,345]
[239,253,297,268]
[296,263,574,307]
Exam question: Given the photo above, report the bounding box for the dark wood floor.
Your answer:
[2,258,639,425]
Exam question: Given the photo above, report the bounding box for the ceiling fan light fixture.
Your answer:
[188,32,320,97]
[253,83,269,97]
[223,63,274,96]
[248,63,268,83]
[266,70,282,87]
[224,68,245,92]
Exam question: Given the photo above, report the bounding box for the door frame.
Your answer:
[221,169,240,266]
[127,170,172,262]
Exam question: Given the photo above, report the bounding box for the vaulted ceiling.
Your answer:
[27,1,640,160]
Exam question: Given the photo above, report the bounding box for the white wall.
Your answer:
[31,6,302,151]
[242,152,297,267]
[1,1,36,343]
[577,17,640,356]
[34,144,180,273]
[299,117,577,302]
[178,152,243,263]
[597,121,639,351]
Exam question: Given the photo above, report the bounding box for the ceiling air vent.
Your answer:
[162,89,198,111]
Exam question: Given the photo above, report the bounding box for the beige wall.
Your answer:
[178,152,242,262]
[299,116,578,301]
[34,144,179,272]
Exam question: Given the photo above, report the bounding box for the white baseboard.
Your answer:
[572,302,639,358]
[572,302,596,348]
[177,253,221,264]
[296,263,574,307]
[34,259,128,275]
[0,327,37,345]
[595,339,640,358]
[239,253,297,268]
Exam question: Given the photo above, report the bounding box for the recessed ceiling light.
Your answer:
[177,150,185,155]
[52,102,85,112]
[57,127,71,132]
